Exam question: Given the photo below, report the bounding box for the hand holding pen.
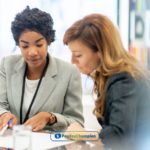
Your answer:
[0,112,17,135]
[0,119,12,135]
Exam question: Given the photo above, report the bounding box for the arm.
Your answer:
[0,58,17,128]
[50,66,84,130]
[0,57,10,115]
[99,74,138,145]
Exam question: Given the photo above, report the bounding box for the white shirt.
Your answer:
[23,77,39,121]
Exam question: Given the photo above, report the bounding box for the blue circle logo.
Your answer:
[55,133,61,139]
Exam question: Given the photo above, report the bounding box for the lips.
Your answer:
[31,59,39,62]
[29,58,41,64]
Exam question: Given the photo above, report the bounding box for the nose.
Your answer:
[28,46,38,56]
[71,56,77,64]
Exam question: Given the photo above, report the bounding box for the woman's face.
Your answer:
[68,40,100,75]
[19,30,48,70]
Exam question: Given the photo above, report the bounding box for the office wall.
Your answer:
[0,0,118,61]
[0,0,118,95]
[129,0,150,68]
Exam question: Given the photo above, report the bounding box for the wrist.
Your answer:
[47,112,57,125]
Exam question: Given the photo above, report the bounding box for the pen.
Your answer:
[0,119,12,136]
[0,124,8,136]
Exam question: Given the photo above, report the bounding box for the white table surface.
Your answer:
[0,129,74,150]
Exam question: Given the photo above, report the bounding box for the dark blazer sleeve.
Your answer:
[99,73,139,145]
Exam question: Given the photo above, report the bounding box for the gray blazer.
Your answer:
[0,54,84,130]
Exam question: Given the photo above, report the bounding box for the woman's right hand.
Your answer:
[67,122,85,132]
[0,112,17,130]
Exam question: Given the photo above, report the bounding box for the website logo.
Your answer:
[55,133,62,139]
[50,131,99,141]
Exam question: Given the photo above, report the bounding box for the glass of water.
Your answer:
[13,125,32,150]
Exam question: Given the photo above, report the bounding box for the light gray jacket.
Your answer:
[0,54,84,130]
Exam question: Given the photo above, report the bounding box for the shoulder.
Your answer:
[106,72,138,99]
[0,54,22,65]
[105,72,150,104]
[0,54,23,68]
[107,72,136,88]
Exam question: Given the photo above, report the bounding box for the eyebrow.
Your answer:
[20,37,45,44]
[72,51,82,53]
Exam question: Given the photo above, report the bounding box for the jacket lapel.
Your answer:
[31,55,57,115]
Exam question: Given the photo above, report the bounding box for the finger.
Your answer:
[0,114,9,129]
[32,126,39,132]
[9,117,17,128]
[24,118,32,125]
[0,120,9,130]
[32,125,42,132]
[0,124,3,130]
[31,121,45,132]
[24,120,35,131]
[2,117,12,127]
[0,118,4,129]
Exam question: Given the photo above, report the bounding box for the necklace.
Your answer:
[20,55,49,124]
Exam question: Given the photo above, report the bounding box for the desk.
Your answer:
[0,129,104,150]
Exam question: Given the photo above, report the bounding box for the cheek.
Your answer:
[79,60,93,72]
[41,47,48,56]
[85,62,95,71]
[82,58,99,73]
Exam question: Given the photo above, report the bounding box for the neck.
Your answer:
[27,60,47,80]
[27,70,42,80]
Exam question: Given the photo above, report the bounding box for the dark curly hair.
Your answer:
[11,6,55,45]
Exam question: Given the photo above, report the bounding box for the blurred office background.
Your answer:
[0,0,149,129]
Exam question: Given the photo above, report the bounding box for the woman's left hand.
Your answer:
[67,122,85,131]
[24,112,51,131]
[65,122,99,141]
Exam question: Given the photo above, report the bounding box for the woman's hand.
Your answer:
[24,112,55,131]
[65,140,104,150]
[65,122,99,141]
[67,122,85,131]
[0,112,17,130]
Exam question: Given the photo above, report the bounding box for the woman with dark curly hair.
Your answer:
[63,13,150,149]
[0,6,84,132]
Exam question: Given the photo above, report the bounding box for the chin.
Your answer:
[80,70,89,75]
[28,62,41,68]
